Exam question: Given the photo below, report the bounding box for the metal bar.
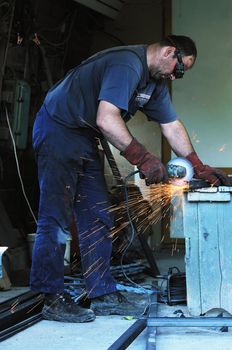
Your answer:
[0,291,41,314]
[100,139,124,185]
[146,292,158,350]
[147,317,232,327]
[0,292,44,332]
[107,318,147,350]
[0,313,42,342]
[137,234,160,277]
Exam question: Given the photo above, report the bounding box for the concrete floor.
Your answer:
[2,316,146,350]
[2,303,232,350]
[2,249,232,350]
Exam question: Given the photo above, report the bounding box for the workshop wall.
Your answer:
[172,0,232,168]
[0,0,108,232]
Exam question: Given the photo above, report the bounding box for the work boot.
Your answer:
[91,291,148,317]
[42,293,96,323]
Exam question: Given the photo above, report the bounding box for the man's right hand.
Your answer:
[121,138,168,185]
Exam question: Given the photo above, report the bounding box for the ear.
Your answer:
[163,46,175,58]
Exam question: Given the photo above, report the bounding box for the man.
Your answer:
[30,35,230,323]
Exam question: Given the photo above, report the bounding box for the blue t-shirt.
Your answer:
[44,45,177,131]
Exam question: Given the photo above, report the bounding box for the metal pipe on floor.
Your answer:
[107,318,147,350]
[147,317,232,327]
[0,313,42,342]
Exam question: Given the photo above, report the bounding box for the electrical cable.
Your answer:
[37,9,77,49]
[37,11,73,33]
[4,104,38,224]
[0,0,13,22]
[120,169,163,317]
[120,169,155,294]
[120,170,188,310]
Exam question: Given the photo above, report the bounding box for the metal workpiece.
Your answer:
[217,186,232,192]
[146,292,158,350]
[188,179,210,190]
[147,317,232,327]
[187,191,230,201]
[107,318,147,350]
[188,181,232,192]
[0,314,42,342]
[107,292,159,350]
[108,302,232,350]
[0,291,44,341]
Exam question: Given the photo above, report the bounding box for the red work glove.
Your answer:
[121,138,168,185]
[186,151,230,186]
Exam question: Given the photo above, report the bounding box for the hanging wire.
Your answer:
[4,103,38,224]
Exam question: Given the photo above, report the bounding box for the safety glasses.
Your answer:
[173,50,185,79]
[166,36,185,79]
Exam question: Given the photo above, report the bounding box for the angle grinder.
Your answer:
[166,157,194,183]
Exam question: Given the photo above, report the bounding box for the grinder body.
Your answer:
[166,157,194,182]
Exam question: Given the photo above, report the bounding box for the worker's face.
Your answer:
[151,47,195,81]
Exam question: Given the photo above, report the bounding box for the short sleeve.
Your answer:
[143,83,177,123]
[98,63,141,112]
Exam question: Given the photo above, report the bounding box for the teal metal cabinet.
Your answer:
[170,186,232,316]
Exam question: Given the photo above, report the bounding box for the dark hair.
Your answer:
[160,35,197,60]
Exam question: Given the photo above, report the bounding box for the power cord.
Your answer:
[120,169,154,294]
[5,104,38,224]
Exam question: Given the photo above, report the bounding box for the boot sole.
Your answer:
[92,307,139,316]
[92,304,148,316]
[43,310,96,323]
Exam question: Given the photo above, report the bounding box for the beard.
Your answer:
[150,69,162,80]
[150,70,170,81]
[150,67,170,81]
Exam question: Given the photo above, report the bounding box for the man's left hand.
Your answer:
[186,152,231,186]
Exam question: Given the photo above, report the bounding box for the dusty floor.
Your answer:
[2,303,232,350]
[1,249,232,350]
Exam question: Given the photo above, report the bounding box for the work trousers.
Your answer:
[30,105,117,298]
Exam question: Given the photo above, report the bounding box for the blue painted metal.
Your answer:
[171,186,232,316]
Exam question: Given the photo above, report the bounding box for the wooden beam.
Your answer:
[161,0,172,244]
[161,0,172,165]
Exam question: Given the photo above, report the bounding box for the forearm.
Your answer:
[96,101,168,184]
[160,119,194,157]
[96,100,133,151]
